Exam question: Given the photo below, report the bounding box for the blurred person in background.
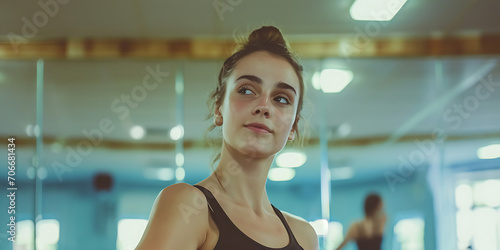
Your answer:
[136,25,318,250]
[335,193,386,250]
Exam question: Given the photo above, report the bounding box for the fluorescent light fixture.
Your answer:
[27,167,36,180]
[175,153,184,167]
[50,142,63,153]
[311,71,321,90]
[169,125,184,141]
[144,168,175,181]
[320,69,353,93]
[477,144,500,159]
[309,219,329,236]
[37,167,47,180]
[33,124,40,137]
[268,168,295,181]
[337,123,352,138]
[350,0,408,21]
[176,167,185,181]
[276,151,307,168]
[25,124,34,137]
[130,125,145,140]
[331,167,354,180]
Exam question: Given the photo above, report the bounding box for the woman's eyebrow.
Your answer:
[236,74,262,84]
[276,82,297,96]
[235,75,297,95]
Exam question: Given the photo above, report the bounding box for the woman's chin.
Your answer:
[226,138,276,159]
[231,141,262,157]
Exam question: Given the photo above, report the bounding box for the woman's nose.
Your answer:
[252,96,270,118]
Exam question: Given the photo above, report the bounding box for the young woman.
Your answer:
[335,194,386,250]
[136,26,318,250]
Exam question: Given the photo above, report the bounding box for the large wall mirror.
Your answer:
[1,1,500,249]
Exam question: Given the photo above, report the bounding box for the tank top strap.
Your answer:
[270,205,300,244]
[192,185,235,233]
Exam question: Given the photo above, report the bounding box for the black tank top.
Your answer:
[193,185,304,250]
[356,236,382,250]
[355,224,383,250]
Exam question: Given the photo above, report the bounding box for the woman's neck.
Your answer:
[211,142,276,216]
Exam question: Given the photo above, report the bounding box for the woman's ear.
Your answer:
[288,119,298,141]
[214,105,223,126]
[215,105,222,117]
[288,129,295,141]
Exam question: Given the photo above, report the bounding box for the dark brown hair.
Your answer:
[364,193,383,217]
[204,26,308,170]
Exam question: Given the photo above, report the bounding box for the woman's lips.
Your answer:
[245,125,271,133]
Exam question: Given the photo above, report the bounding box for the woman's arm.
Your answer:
[135,183,208,250]
[335,223,357,250]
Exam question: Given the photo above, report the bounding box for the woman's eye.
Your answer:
[275,96,290,104]
[238,87,254,95]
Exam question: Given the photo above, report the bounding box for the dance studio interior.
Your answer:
[1,0,500,249]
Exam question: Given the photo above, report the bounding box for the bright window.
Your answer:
[14,220,34,250]
[117,218,148,250]
[326,221,344,250]
[13,219,60,250]
[497,210,500,249]
[456,210,474,248]
[455,184,473,210]
[456,179,500,250]
[309,219,329,236]
[472,207,498,250]
[394,218,424,250]
[473,179,500,207]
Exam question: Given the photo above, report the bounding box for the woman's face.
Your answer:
[378,201,384,212]
[217,51,300,159]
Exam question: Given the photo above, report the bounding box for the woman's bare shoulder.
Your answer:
[159,183,206,201]
[280,211,319,250]
[156,183,210,225]
[135,183,209,250]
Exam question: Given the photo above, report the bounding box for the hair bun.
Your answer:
[245,26,288,49]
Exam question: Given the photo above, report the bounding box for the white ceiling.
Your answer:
[1,0,500,184]
[1,0,500,40]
